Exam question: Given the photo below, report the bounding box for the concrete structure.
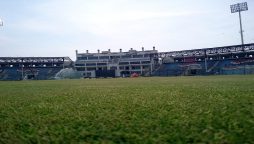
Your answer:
[75,47,158,78]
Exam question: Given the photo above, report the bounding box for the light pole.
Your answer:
[230,2,248,51]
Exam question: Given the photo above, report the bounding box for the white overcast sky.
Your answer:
[0,0,254,60]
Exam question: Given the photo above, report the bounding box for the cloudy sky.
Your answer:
[0,0,253,60]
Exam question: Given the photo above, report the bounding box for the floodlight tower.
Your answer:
[230,2,248,50]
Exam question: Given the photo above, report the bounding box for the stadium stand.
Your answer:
[75,47,158,78]
[0,57,73,80]
[1,43,254,80]
[153,43,254,76]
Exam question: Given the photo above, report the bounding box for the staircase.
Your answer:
[207,61,220,72]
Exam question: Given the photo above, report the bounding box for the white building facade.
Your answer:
[75,47,158,78]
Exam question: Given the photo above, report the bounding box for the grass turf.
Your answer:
[0,75,254,143]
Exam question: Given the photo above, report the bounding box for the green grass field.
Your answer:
[0,75,254,143]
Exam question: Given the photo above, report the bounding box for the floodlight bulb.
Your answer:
[0,18,3,26]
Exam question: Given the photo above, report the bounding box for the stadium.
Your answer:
[1,43,254,80]
[1,1,254,143]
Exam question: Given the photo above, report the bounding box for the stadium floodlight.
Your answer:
[230,2,248,13]
[0,18,3,26]
[230,2,248,49]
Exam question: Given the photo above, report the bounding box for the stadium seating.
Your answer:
[153,58,254,76]
[0,67,63,80]
[0,68,20,80]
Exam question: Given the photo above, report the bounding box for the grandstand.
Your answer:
[74,43,254,78]
[154,43,254,76]
[75,47,158,78]
[1,43,254,80]
[0,57,73,80]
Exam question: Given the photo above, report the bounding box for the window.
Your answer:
[133,55,143,58]
[88,56,98,60]
[87,67,96,71]
[76,67,85,71]
[97,63,107,66]
[130,61,140,65]
[141,61,150,64]
[119,62,129,65]
[121,55,131,59]
[144,54,150,57]
[75,64,85,66]
[131,66,141,70]
[99,56,109,60]
[77,57,87,60]
[86,63,96,66]
[111,56,120,59]
[110,66,117,70]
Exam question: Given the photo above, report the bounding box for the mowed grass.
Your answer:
[0,75,254,143]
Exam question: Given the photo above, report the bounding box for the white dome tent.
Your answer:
[54,68,82,79]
